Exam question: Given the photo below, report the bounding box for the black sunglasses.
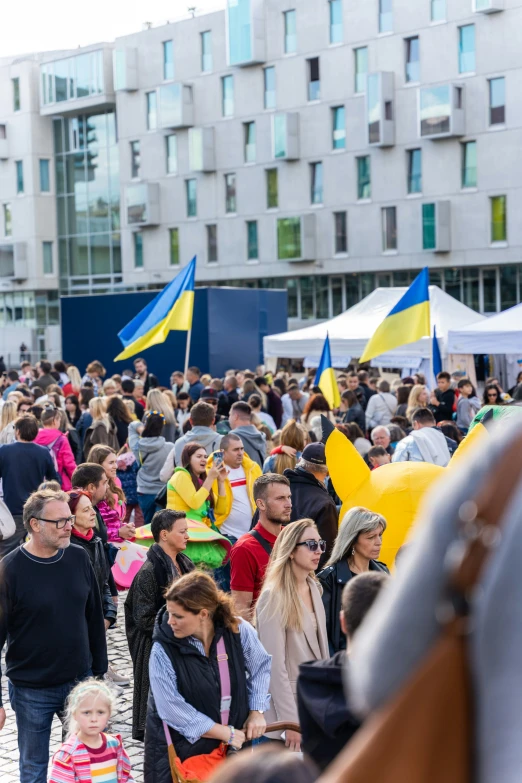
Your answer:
[296,539,326,553]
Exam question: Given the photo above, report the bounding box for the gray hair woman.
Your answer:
[317,507,389,654]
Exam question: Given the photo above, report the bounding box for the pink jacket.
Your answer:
[49,733,134,783]
[34,428,77,491]
[98,478,127,542]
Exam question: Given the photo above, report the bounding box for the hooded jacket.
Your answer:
[231,425,266,468]
[206,451,261,528]
[284,467,339,569]
[173,426,223,467]
[34,427,77,491]
[128,421,173,494]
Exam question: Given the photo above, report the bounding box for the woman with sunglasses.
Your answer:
[483,383,504,408]
[317,507,388,655]
[256,518,329,752]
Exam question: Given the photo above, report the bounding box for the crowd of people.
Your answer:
[0,354,519,783]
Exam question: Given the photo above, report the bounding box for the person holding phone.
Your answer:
[167,442,227,528]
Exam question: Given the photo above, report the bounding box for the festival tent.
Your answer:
[447,302,522,354]
[263,286,484,365]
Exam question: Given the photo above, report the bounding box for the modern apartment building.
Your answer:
[1,0,522,359]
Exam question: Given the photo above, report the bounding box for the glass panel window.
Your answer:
[273,114,288,158]
[354,47,368,94]
[201,31,212,73]
[225,173,237,213]
[307,58,320,101]
[39,159,51,192]
[163,41,174,81]
[12,78,20,111]
[15,161,24,194]
[334,211,347,253]
[146,91,158,130]
[264,66,276,109]
[284,10,297,54]
[379,0,393,33]
[461,141,477,188]
[278,217,302,260]
[222,75,234,117]
[431,0,446,21]
[169,228,179,265]
[463,267,479,311]
[407,149,422,194]
[332,276,343,315]
[134,232,143,268]
[345,273,359,307]
[500,265,517,311]
[332,106,346,149]
[405,37,420,83]
[130,141,140,179]
[301,276,314,318]
[186,179,197,217]
[329,0,343,44]
[43,241,53,274]
[459,25,475,74]
[382,206,397,251]
[367,73,380,143]
[445,268,462,300]
[491,195,507,243]
[357,156,371,199]
[420,85,451,136]
[422,203,436,250]
[244,121,256,162]
[266,168,278,208]
[227,0,254,65]
[166,134,177,174]
[483,268,497,313]
[207,224,218,262]
[316,276,329,319]
[4,204,12,237]
[247,220,258,260]
[489,77,505,125]
[310,162,323,205]
[287,279,298,317]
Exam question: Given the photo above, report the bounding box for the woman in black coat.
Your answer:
[340,390,366,433]
[317,506,389,654]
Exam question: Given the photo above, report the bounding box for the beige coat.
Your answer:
[256,577,328,737]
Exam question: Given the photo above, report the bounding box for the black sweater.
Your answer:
[0,544,107,703]
[0,441,59,515]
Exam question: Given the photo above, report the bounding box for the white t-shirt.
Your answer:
[221,466,251,540]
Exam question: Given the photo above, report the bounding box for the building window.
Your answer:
[357,156,371,199]
[244,121,256,162]
[43,241,53,274]
[431,0,446,21]
[168,228,180,265]
[461,141,477,188]
[334,211,347,253]
[12,78,20,112]
[130,141,140,179]
[307,57,320,101]
[3,204,11,237]
[422,203,436,250]
[407,149,422,194]
[382,206,397,251]
[491,196,507,243]
[405,37,420,83]
[39,159,50,192]
[163,41,174,81]
[284,10,297,54]
[489,77,505,125]
[200,31,212,73]
[266,168,278,208]
[186,179,197,217]
[332,106,346,149]
[225,173,237,213]
[146,91,157,130]
[277,217,302,260]
[222,75,234,117]
[15,161,24,194]
[310,162,324,205]
[264,66,276,109]
[166,134,177,174]
[329,0,343,44]
[354,47,368,94]
[459,25,475,74]
[207,224,218,262]
[379,0,393,33]
[247,220,259,260]
[134,232,143,268]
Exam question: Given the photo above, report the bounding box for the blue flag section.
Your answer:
[314,333,341,410]
[432,327,442,378]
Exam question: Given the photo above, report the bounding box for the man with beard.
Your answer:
[230,473,292,621]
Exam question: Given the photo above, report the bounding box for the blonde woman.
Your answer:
[256,518,328,751]
[263,419,306,474]
[0,401,17,444]
[146,388,178,442]
[63,366,82,397]
[83,397,119,459]
[405,384,429,423]
[102,378,118,397]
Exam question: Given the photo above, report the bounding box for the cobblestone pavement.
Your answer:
[0,591,145,781]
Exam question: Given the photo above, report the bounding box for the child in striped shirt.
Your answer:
[49,679,134,783]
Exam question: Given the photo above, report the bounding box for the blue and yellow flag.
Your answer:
[359,268,430,363]
[314,333,341,410]
[114,256,196,361]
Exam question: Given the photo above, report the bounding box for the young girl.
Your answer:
[49,679,134,782]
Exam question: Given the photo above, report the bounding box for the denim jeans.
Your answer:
[138,493,159,526]
[9,671,91,783]
[213,535,238,593]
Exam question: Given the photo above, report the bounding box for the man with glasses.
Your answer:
[0,488,107,783]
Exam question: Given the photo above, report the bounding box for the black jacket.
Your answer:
[429,388,455,423]
[297,652,360,771]
[71,530,117,627]
[266,389,283,429]
[342,403,366,433]
[284,467,339,569]
[217,390,240,418]
[317,559,389,654]
[140,372,159,396]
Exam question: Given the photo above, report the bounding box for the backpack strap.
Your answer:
[216,636,232,726]
[249,529,273,557]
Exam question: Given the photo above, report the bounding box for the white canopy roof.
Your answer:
[264,286,484,362]
[447,302,522,354]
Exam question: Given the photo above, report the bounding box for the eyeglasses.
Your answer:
[35,516,75,529]
[296,539,327,553]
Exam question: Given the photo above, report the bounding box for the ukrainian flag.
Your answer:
[359,267,430,363]
[314,333,341,410]
[114,256,196,361]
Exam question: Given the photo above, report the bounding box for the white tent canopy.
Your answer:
[447,302,522,354]
[264,286,484,362]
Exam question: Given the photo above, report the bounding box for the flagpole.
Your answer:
[184,329,192,377]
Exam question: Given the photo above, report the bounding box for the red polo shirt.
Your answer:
[230,522,278,603]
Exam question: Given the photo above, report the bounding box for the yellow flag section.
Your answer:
[114,257,196,362]
[359,267,430,363]
[314,333,341,409]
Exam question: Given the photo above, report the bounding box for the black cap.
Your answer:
[200,387,218,401]
[302,442,326,465]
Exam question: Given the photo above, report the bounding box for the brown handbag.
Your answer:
[319,432,522,783]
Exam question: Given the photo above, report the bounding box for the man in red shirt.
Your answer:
[230,473,292,621]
